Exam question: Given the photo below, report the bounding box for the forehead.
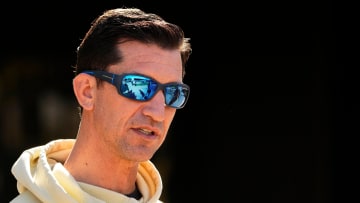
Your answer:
[110,41,183,83]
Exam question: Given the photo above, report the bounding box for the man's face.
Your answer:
[91,41,183,162]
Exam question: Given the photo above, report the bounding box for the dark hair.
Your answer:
[74,8,192,78]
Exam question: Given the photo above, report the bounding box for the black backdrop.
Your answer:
[0,1,352,202]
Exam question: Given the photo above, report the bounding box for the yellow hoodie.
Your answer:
[10,139,163,203]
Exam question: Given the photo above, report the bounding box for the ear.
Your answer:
[73,73,96,110]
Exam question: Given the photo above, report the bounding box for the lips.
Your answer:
[138,128,154,135]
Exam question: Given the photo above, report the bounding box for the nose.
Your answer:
[142,91,166,122]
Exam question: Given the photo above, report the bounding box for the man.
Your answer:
[10,7,192,203]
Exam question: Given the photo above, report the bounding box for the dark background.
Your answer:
[0,0,352,202]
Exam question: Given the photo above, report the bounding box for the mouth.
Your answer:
[137,128,155,136]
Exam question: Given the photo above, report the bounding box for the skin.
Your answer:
[64,40,183,195]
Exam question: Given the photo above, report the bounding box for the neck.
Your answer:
[64,135,139,194]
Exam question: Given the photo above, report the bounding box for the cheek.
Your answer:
[94,88,125,120]
[97,93,129,116]
[164,110,176,128]
[94,94,134,137]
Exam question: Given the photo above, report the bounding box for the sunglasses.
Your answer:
[82,70,190,109]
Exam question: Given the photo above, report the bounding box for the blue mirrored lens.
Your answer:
[165,85,189,108]
[120,75,157,101]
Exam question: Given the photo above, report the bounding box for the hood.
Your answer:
[11,139,163,203]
